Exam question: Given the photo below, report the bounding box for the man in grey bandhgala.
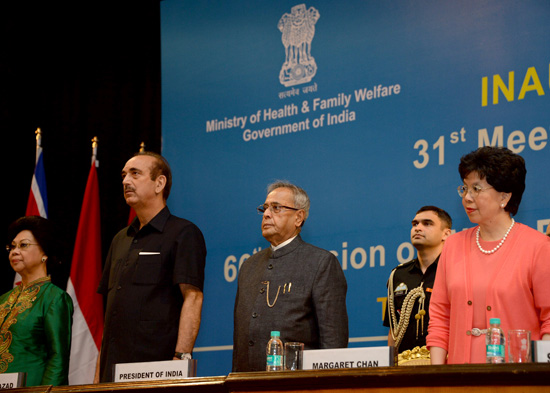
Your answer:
[232,181,348,372]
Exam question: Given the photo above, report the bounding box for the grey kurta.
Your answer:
[232,235,349,371]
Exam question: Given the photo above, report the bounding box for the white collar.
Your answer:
[271,235,297,251]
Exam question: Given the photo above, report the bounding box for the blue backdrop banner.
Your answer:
[160,0,550,376]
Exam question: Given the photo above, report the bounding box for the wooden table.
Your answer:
[6,364,550,393]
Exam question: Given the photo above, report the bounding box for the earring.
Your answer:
[41,257,47,263]
[501,204,505,208]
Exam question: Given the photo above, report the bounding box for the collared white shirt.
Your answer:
[271,235,297,251]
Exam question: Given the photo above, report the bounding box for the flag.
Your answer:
[128,207,136,225]
[25,143,48,217]
[66,158,104,385]
[16,131,48,286]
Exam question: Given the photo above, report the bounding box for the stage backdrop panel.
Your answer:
[160,0,550,376]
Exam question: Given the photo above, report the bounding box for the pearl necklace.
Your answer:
[476,218,515,254]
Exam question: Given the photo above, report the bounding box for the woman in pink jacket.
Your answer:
[427,146,550,364]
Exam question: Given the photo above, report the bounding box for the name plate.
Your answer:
[532,340,550,363]
[114,359,196,382]
[303,346,394,370]
[0,373,25,389]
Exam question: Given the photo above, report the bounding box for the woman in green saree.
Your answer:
[1,216,73,386]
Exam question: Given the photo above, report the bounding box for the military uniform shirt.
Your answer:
[383,257,439,352]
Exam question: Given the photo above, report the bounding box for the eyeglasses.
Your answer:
[6,241,39,253]
[457,184,494,198]
[257,203,301,215]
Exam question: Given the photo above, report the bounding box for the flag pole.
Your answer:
[35,127,42,149]
[67,135,104,384]
[91,136,99,166]
[139,141,146,152]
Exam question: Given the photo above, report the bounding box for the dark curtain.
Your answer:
[1,2,162,293]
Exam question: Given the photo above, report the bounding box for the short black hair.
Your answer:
[458,146,526,216]
[7,216,64,272]
[416,205,452,229]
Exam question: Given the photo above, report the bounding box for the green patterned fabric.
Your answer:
[0,277,73,386]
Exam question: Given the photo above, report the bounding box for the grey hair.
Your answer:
[267,180,310,221]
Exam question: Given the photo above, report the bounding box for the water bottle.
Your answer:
[486,318,505,363]
[266,331,283,371]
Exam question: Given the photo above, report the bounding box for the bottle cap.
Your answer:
[270,331,280,337]
[489,318,500,324]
